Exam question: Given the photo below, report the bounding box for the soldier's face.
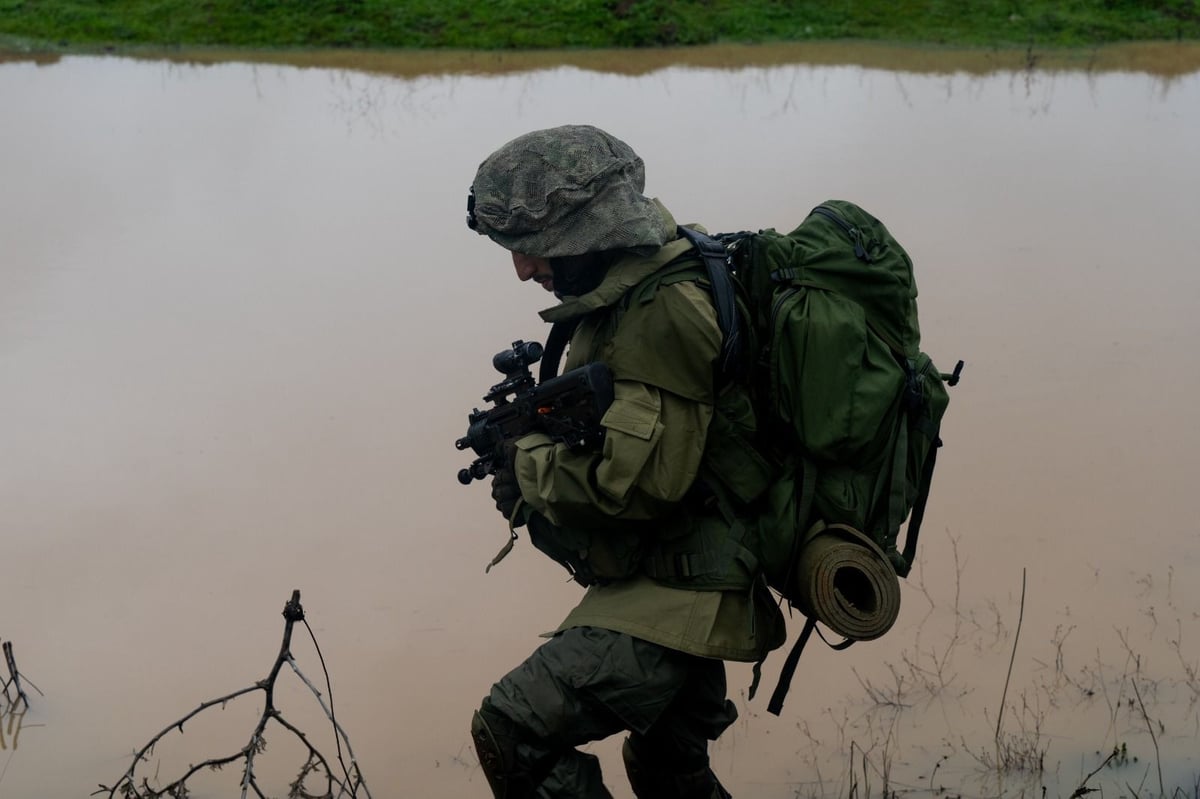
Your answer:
[512,252,555,293]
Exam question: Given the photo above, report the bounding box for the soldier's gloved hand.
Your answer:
[491,440,524,524]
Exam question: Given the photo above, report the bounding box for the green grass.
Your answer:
[0,0,1197,52]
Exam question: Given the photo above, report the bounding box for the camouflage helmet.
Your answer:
[467,124,674,258]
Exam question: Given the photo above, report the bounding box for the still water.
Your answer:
[2,41,1199,799]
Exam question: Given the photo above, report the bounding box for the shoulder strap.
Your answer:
[546,230,743,383]
[538,318,580,382]
[676,226,742,382]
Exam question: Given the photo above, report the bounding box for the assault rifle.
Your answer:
[456,340,614,486]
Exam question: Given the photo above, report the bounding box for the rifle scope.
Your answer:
[493,340,543,376]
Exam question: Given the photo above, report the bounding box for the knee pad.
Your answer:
[622,737,732,799]
[471,703,537,799]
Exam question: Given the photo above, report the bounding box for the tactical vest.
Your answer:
[530,254,776,592]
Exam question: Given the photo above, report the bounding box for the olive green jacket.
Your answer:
[513,210,785,663]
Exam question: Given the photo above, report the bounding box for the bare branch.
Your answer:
[93,590,371,799]
[2,642,31,709]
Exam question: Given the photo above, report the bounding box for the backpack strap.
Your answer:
[542,230,733,382]
[764,616,814,715]
[771,457,817,602]
[545,228,741,382]
[765,616,817,715]
[897,359,961,570]
[762,614,857,716]
[888,356,946,576]
[899,438,940,574]
[676,226,742,382]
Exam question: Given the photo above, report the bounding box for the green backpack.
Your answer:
[679,200,962,713]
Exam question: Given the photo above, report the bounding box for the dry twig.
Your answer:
[995,568,1027,742]
[93,590,372,799]
[1,641,32,710]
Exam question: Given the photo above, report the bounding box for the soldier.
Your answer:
[465,124,784,799]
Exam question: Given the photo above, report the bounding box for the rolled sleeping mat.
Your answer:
[792,522,901,641]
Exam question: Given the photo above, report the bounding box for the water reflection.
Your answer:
[6,40,1200,80]
[1,705,28,751]
[1,45,1198,799]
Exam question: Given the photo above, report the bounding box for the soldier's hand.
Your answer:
[491,440,524,524]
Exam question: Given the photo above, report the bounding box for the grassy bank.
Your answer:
[0,0,1198,53]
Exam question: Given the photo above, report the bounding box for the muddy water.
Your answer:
[1,43,1198,799]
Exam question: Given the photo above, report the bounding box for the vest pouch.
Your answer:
[703,406,776,505]
[643,506,757,592]
[527,514,646,587]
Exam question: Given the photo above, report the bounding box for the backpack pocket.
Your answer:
[768,285,905,463]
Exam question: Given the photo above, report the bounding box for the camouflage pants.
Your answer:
[474,625,736,798]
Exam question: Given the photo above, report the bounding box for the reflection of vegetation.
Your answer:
[5,37,1200,83]
[1,638,36,754]
[773,538,1200,799]
[0,0,1197,53]
[966,690,1048,775]
[1,704,28,750]
[94,591,371,799]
